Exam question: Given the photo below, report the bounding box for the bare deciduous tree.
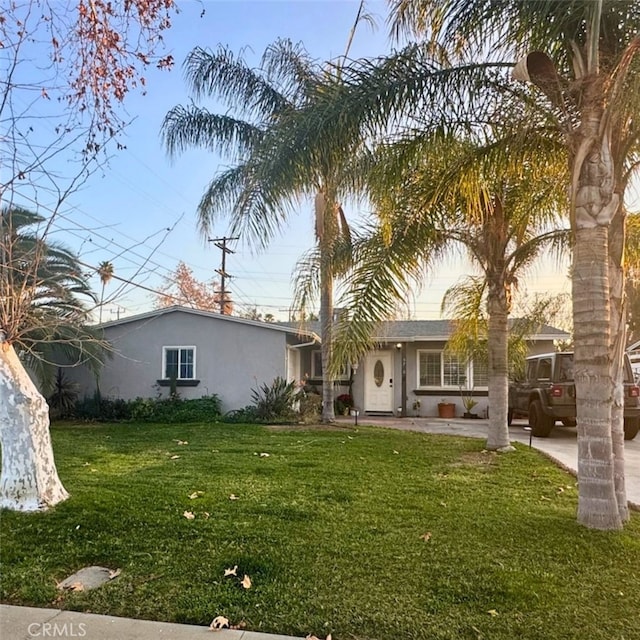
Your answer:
[1,0,176,511]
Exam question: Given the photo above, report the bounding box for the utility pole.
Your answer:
[208,236,239,314]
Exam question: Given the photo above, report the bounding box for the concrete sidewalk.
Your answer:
[338,415,640,509]
[0,605,306,640]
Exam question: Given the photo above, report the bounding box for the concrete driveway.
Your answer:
[340,415,640,510]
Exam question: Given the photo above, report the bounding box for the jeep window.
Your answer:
[526,360,537,380]
[557,354,574,381]
[537,358,552,380]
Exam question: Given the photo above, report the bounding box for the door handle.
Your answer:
[389,378,393,387]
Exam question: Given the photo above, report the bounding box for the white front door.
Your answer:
[364,351,394,412]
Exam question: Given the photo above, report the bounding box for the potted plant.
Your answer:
[460,387,479,418]
[412,399,421,416]
[437,399,456,419]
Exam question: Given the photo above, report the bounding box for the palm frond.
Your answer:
[183,45,293,118]
[162,106,264,160]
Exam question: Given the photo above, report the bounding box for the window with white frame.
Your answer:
[163,346,196,380]
[418,350,468,388]
[471,359,488,388]
[311,350,349,380]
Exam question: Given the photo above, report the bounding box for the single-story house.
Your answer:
[64,306,568,418]
[292,319,569,418]
[63,306,319,412]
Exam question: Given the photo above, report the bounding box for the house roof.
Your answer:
[279,319,569,342]
[97,306,320,341]
[98,308,568,344]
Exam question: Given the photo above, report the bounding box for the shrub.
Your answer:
[335,393,354,416]
[48,369,80,420]
[251,376,298,423]
[299,392,322,424]
[154,395,222,423]
[220,406,258,424]
[73,394,221,423]
[74,393,132,421]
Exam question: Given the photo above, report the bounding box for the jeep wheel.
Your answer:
[624,418,639,441]
[529,400,554,437]
[507,408,514,426]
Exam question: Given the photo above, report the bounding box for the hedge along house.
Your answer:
[292,320,569,419]
[64,306,319,412]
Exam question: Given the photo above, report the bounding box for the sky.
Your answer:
[6,0,580,323]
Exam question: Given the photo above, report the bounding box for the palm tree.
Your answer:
[332,128,568,450]
[0,206,106,511]
[97,260,114,323]
[388,0,640,531]
[281,0,637,528]
[162,37,365,422]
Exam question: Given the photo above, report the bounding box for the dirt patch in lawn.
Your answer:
[451,451,498,467]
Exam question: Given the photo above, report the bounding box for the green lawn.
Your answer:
[1,422,639,639]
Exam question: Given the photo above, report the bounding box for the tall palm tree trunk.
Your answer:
[317,192,339,424]
[573,225,620,529]
[572,92,622,529]
[609,204,629,522]
[0,340,69,511]
[320,251,336,423]
[99,282,106,323]
[485,284,511,450]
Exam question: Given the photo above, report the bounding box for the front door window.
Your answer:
[374,360,384,387]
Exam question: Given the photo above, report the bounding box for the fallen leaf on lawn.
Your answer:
[183,511,195,520]
[224,565,238,577]
[439,501,447,508]
[203,512,210,519]
[82,462,90,466]
[189,491,204,500]
[231,621,247,630]
[487,609,499,617]
[557,487,565,493]
[347,436,354,440]
[229,494,239,501]
[259,452,270,458]
[240,574,252,589]
[174,439,189,445]
[393,450,399,454]
[209,616,229,630]
[170,455,180,460]
[108,568,122,580]
[420,532,432,542]
[540,495,552,501]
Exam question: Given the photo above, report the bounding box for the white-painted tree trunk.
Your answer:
[0,342,69,511]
